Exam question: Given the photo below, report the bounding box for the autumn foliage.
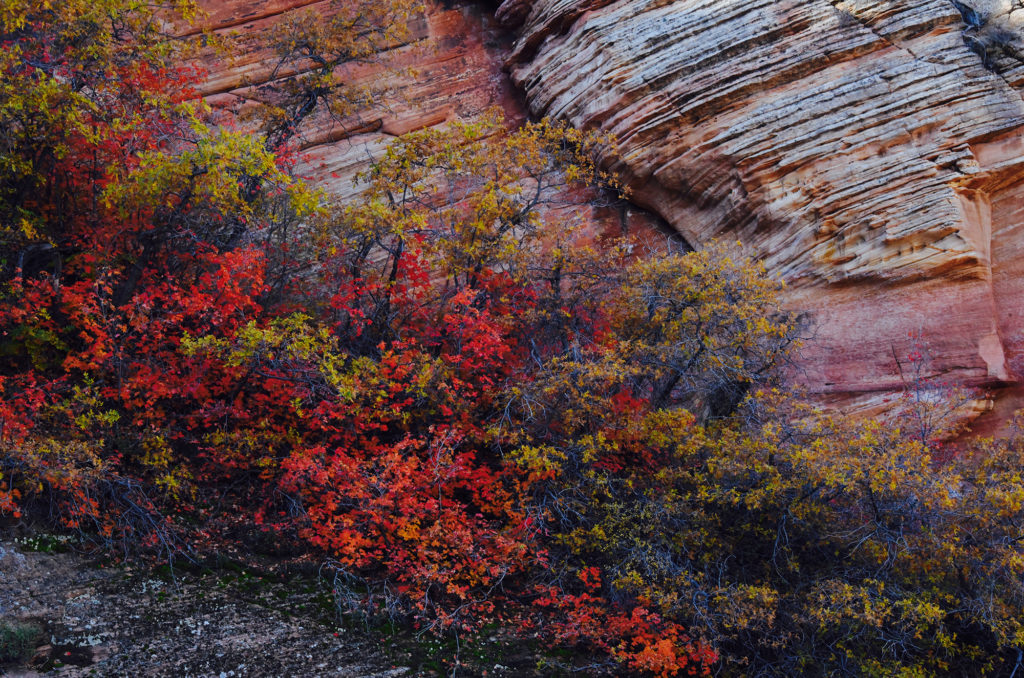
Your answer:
[2,1,1024,676]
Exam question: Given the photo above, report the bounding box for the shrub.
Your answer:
[0,621,42,665]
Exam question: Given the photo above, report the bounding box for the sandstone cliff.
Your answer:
[497,0,1024,431]
[196,0,1024,432]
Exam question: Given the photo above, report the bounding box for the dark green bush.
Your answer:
[0,621,42,665]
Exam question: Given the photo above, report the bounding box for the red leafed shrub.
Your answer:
[0,5,716,671]
[533,570,716,677]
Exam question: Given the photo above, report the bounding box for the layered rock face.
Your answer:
[194,0,1024,431]
[189,0,660,247]
[500,0,1024,431]
[190,0,526,203]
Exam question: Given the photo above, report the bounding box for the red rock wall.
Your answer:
[189,0,667,240]
[192,0,526,199]
[192,0,1024,431]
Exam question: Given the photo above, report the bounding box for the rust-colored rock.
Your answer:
[189,0,665,235]
[192,0,526,198]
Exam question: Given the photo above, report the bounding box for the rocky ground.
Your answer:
[0,535,545,678]
[0,537,411,678]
